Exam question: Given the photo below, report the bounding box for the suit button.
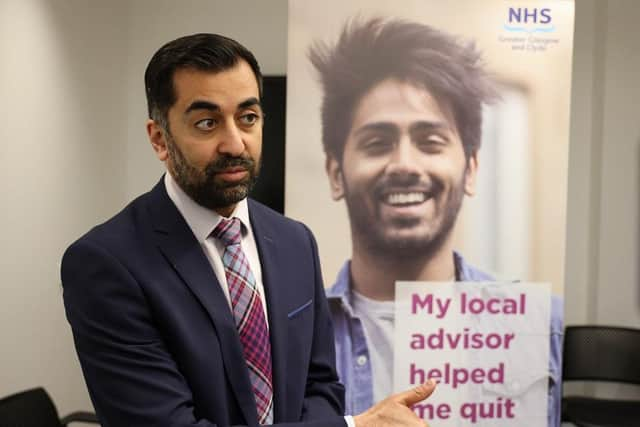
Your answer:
[356,355,368,366]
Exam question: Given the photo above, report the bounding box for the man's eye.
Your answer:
[416,135,447,153]
[194,118,216,131]
[362,137,392,154]
[239,113,259,126]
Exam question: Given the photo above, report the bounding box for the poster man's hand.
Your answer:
[353,380,436,427]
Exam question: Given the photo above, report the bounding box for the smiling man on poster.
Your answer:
[309,18,563,426]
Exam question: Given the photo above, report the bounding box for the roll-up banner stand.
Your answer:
[287,1,574,425]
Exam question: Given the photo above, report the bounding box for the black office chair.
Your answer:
[561,325,640,427]
[0,387,99,427]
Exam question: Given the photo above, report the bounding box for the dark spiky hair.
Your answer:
[309,17,497,161]
[144,33,262,130]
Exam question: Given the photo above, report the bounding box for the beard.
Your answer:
[344,170,467,260]
[165,132,259,211]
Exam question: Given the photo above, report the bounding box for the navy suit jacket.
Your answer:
[62,180,346,427]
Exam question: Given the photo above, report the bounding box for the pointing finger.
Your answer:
[392,380,436,406]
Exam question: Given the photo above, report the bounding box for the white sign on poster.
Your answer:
[395,282,551,426]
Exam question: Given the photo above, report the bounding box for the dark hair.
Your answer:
[309,18,497,161]
[144,33,262,129]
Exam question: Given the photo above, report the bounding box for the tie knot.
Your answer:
[212,217,242,246]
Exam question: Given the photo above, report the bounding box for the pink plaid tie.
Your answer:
[213,218,274,424]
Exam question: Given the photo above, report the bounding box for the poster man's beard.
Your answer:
[345,174,466,260]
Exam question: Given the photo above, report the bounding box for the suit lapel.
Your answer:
[146,181,259,426]
[248,201,289,422]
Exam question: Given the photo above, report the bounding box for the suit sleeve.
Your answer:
[62,236,347,427]
[298,224,346,422]
[62,237,225,427]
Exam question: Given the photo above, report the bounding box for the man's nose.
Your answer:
[217,119,245,157]
[385,136,420,177]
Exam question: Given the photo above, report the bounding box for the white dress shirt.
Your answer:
[164,173,268,322]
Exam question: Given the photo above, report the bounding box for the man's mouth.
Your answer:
[205,155,255,183]
[384,192,427,206]
[219,167,247,173]
[215,167,249,182]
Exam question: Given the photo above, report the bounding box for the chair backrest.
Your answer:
[563,325,640,385]
[0,387,62,427]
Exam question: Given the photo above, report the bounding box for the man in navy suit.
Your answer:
[62,33,435,427]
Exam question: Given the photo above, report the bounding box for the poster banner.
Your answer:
[286,0,573,424]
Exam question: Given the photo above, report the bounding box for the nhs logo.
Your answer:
[504,7,555,33]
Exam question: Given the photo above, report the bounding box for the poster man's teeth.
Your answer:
[387,192,426,205]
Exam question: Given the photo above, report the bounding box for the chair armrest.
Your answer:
[60,411,99,425]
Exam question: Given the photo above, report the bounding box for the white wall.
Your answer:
[591,0,640,328]
[0,0,638,418]
[563,0,640,402]
[0,0,129,418]
[564,0,640,329]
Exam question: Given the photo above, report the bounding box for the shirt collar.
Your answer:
[326,252,493,313]
[326,260,355,316]
[454,251,494,281]
[164,172,250,243]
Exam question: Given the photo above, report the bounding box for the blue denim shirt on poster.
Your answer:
[326,252,563,427]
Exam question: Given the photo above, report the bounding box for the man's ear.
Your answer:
[464,152,479,196]
[325,155,345,201]
[147,119,169,162]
